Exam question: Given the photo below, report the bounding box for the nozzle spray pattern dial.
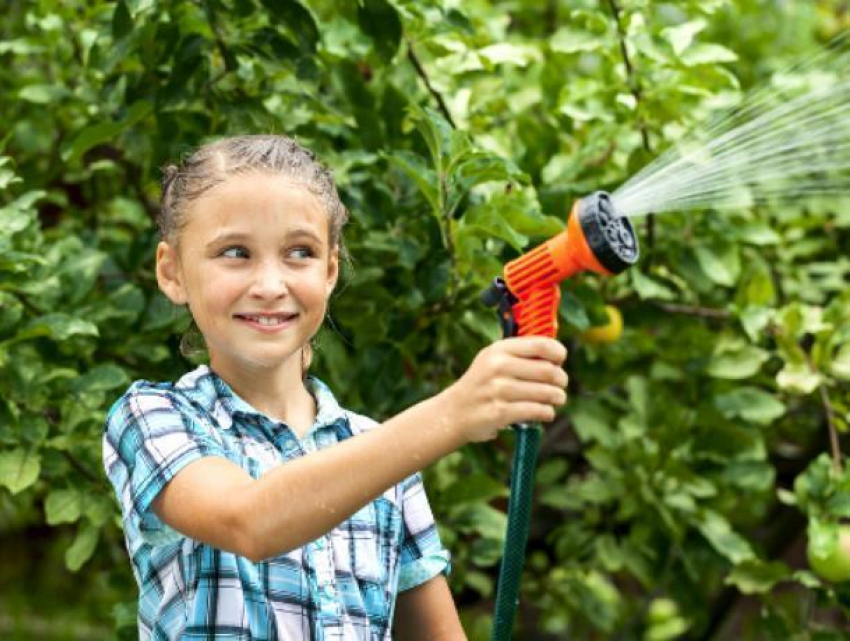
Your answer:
[577,191,639,274]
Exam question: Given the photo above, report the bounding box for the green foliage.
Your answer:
[1,0,849,637]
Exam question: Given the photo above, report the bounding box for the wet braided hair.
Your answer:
[158,134,349,249]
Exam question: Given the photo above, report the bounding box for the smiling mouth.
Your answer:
[235,313,299,327]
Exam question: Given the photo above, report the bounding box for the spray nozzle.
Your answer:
[577,191,639,273]
[483,191,639,337]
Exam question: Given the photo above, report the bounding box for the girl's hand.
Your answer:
[440,337,568,443]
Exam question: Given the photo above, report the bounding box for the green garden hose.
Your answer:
[491,424,541,641]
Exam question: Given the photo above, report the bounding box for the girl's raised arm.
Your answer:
[152,336,567,562]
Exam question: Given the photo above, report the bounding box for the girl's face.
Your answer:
[156,172,339,377]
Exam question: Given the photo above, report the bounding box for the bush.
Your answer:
[1,0,849,637]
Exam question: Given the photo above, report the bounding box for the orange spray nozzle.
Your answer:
[484,191,639,338]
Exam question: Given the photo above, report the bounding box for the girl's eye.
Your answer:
[221,246,249,259]
[290,247,315,260]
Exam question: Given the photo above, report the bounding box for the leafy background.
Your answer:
[1,0,849,638]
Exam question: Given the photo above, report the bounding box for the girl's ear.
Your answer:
[325,245,340,296]
[156,241,188,305]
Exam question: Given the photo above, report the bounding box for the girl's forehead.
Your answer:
[185,173,329,237]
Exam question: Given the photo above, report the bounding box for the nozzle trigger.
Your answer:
[482,278,520,338]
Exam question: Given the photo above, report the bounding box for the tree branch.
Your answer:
[819,383,843,475]
[804,351,844,476]
[652,301,732,319]
[406,42,457,129]
[606,0,655,253]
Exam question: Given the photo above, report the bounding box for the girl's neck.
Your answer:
[210,354,317,438]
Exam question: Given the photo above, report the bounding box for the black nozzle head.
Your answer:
[577,191,639,274]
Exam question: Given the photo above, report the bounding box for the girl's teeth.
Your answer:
[245,315,290,325]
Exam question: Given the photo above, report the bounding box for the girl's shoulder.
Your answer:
[106,365,220,429]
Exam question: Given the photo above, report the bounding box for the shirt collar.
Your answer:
[189,365,346,433]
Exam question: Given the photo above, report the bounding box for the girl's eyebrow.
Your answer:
[205,228,324,249]
[205,232,251,249]
[286,227,323,243]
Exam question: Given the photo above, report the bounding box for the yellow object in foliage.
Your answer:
[579,305,623,344]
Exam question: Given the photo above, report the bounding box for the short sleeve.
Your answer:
[102,385,228,546]
[397,472,451,592]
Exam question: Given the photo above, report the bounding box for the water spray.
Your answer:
[483,192,639,640]
[612,31,850,219]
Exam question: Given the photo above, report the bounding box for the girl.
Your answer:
[103,134,567,640]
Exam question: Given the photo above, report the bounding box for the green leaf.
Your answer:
[570,400,617,447]
[806,518,838,560]
[357,0,401,60]
[258,0,319,55]
[112,0,133,40]
[536,459,569,485]
[454,154,527,192]
[84,496,115,528]
[831,344,850,380]
[736,223,781,246]
[715,387,786,424]
[738,306,772,341]
[721,460,775,492]
[383,151,440,214]
[460,202,527,250]
[550,27,603,54]
[463,569,494,598]
[18,84,69,104]
[0,448,41,494]
[725,559,791,594]
[404,103,451,169]
[695,509,755,564]
[15,313,99,342]
[45,489,83,525]
[695,243,740,287]
[631,270,676,300]
[794,455,833,510]
[71,364,130,393]
[738,262,775,307]
[776,361,822,394]
[680,43,738,66]
[707,342,769,379]
[61,122,123,164]
[65,523,99,572]
[61,101,151,164]
[59,249,108,304]
[452,503,507,541]
[662,19,707,56]
[825,492,850,519]
[477,43,540,67]
[560,291,591,331]
[441,473,506,504]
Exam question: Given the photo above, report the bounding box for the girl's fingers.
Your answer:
[500,336,568,364]
[504,401,558,426]
[496,380,567,407]
[499,357,568,388]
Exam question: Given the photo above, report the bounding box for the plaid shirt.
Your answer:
[103,365,450,640]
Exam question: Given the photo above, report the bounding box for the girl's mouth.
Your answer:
[235,313,299,331]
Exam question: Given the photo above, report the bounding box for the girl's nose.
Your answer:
[250,263,289,299]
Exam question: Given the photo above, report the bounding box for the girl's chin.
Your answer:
[210,351,304,374]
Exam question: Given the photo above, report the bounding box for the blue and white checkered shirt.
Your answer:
[103,365,450,640]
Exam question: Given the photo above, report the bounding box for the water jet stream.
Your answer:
[612,31,850,218]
